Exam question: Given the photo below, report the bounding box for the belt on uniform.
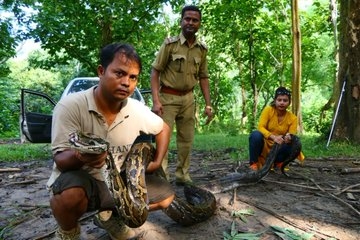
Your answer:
[160,86,193,96]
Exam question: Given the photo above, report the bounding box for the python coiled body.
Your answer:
[69,132,149,227]
[203,134,302,194]
[68,132,301,227]
[69,132,216,227]
[108,142,151,228]
[162,184,216,226]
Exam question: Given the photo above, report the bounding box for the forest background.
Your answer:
[0,0,353,148]
[2,2,360,239]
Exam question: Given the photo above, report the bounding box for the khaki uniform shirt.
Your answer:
[152,33,209,91]
[47,86,163,189]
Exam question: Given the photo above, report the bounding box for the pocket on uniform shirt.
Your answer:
[171,54,186,73]
[193,57,201,77]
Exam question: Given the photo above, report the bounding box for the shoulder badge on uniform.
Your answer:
[199,41,208,50]
[165,36,179,44]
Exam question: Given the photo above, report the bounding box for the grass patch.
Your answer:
[193,133,248,151]
[171,132,359,162]
[0,143,51,162]
[300,134,359,158]
[0,133,358,163]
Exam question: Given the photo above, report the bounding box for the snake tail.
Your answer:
[203,134,302,193]
[203,143,281,194]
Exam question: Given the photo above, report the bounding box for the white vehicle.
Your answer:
[20,77,146,143]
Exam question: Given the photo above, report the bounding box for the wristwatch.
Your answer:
[206,106,213,111]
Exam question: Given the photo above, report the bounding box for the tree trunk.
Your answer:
[334,0,360,143]
[235,41,247,130]
[320,0,339,126]
[291,0,303,133]
[249,19,258,131]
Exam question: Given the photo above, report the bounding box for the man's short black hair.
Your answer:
[99,43,142,73]
[181,5,202,20]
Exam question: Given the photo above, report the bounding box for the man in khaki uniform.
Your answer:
[150,5,213,185]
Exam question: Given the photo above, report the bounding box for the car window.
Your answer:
[66,80,99,95]
[24,93,55,115]
[20,78,147,143]
[62,78,144,103]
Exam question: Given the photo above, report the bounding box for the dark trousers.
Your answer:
[249,130,292,164]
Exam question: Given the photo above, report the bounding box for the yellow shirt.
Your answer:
[257,106,305,166]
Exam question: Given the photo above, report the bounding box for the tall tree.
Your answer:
[201,0,294,131]
[0,5,21,136]
[0,6,18,76]
[9,0,184,82]
[291,0,303,133]
[334,0,360,143]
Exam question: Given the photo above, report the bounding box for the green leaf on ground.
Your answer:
[270,225,314,240]
[223,221,264,240]
[231,208,255,223]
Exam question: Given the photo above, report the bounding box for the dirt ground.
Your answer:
[1,147,360,240]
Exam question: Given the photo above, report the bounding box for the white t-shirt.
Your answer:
[47,86,163,188]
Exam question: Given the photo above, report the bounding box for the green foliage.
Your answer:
[10,0,186,80]
[0,143,51,162]
[301,84,333,135]
[202,0,295,130]
[0,10,20,135]
[171,132,359,162]
[0,76,19,137]
[26,49,93,96]
[1,57,65,139]
[301,134,359,158]
[231,208,255,223]
[191,133,248,152]
[223,221,263,240]
[200,0,335,132]
[0,12,17,76]
[223,223,316,240]
[22,92,55,115]
[270,226,314,240]
[0,132,358,162]
[0,0,347,143]
[27,49,93,79]
[7,58,63,102]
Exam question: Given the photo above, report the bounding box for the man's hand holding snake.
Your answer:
[75,151,107,169]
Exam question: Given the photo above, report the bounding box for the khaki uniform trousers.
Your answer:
[160,91,195,182]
